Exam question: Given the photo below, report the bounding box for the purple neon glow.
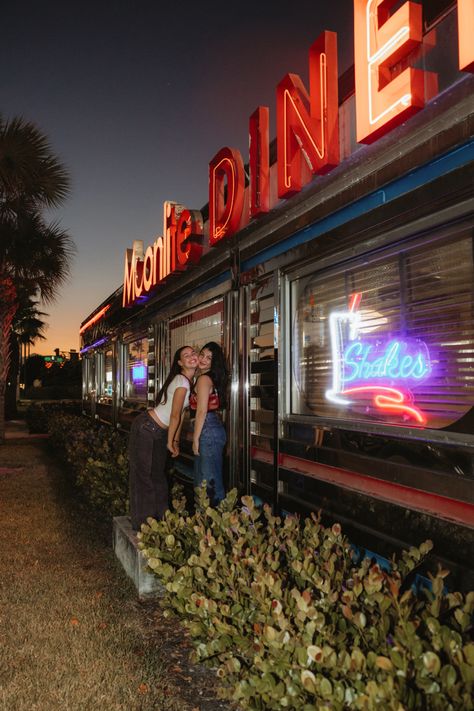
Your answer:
[343,339,431,385]
[325,294,431,425]
[131,364,147,382]
[80,337,107,354]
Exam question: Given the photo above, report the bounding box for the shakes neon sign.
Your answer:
[326,293,431,425]
[344,338,430,383]
[122,1,473,308]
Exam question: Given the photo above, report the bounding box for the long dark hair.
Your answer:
[156,345,192,406]
[201,341,228,408]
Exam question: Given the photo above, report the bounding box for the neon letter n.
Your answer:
[277,30,339,199]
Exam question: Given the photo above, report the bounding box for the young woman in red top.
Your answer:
[190,341,228,505]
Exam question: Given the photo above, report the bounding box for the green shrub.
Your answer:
[24,401,82,433]
[47,413,128,517]
[23,384,81,400]
[139,486,474,710]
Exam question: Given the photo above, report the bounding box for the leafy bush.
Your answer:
[23,384,81,400]
[139,486,474,710]
[48,413,128,517]
[24,401,82,433]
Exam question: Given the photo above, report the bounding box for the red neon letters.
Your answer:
[79,304,111,334]
[166,203,203,273]
[209,147,245,246]
[249,106,270,217]
[176,209,203,267]
[354,0,435,144]
[122,5,470,306]
[123,202,203,307]
[458,0,474,72]
[277,31,339,198]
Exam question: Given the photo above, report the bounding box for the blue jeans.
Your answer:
[193,412,226,505]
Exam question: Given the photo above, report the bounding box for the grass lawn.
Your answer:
[0,438,229,711]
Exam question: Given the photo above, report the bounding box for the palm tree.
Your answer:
[14,296,48,358]
[0,115,74,440]
[0,115,69,219]
[5,293,48,419]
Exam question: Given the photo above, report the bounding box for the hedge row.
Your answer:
[139,487,474,711]
[47,410,129,517]
[36,407,474,709]
[24,400,82,433]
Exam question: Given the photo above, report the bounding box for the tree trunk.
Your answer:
[5,334,19,420]
[0,385,5,442]
[0,277,18,442]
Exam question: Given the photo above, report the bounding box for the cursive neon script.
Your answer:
[343,340,430,384]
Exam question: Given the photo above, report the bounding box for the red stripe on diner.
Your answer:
[250,448,474,528]
[169,301,223,330]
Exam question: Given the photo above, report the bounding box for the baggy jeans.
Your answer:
[193,411,226,505]
[128,411,169,530]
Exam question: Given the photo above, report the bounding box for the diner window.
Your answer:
[99,349,113,398]
[169,300,224,355]
[290,228,474,431]
[82,356,95,399]
[124,337,149,402]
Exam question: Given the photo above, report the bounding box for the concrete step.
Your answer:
[113,516,164,599]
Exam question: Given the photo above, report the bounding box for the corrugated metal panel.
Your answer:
[249,277,275,492]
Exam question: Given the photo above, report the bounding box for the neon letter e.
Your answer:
[354,0,433,144]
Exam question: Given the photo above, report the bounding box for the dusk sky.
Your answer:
[2,1,353,356]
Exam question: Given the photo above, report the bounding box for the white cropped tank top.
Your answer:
[153,374,191,427]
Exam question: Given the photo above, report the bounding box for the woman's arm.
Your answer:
[167,386,187,457]
[192,374,212,456]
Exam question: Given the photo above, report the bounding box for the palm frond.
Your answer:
[5,211,76,303]
[0,115,70,211]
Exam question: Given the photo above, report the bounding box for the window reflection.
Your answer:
[125,338,148,401]
[291,232,474,430]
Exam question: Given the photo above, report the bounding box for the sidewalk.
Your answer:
[0,421,231,711]
[4,418,48,441]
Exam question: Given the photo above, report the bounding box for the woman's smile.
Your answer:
[198,348,212,370]
[180,348,198,368]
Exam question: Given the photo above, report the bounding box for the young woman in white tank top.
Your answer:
[128,345,197,530]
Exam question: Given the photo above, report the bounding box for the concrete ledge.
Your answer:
[113,516,165,599]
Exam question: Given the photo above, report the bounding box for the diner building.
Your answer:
[81,1,474,586]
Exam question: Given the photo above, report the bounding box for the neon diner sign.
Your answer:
[344,340,430,383]
[123,202,203,307]
[120,1,473,309]
[326,293,431,425]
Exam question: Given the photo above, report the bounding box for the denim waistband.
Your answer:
[147,409,167,430]
[203,411,224,424]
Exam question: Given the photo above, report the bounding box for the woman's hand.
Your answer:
[167,441,179,457]
[192,374,211,457]
[168,386,187,459]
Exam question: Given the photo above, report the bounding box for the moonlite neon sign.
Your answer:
[325,293,430,424]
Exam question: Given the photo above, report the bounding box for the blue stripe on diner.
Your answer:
[184,267,232,297]
[241,138,474,272]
